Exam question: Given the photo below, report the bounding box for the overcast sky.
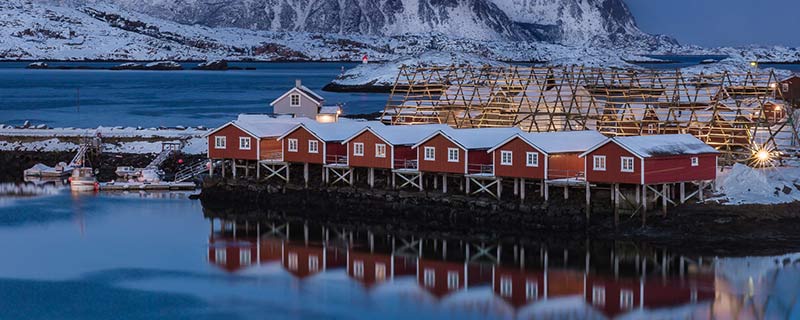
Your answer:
[626,0,800,47]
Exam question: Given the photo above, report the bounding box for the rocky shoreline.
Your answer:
[199,179,800,256]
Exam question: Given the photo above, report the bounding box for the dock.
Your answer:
[98,181,196,191]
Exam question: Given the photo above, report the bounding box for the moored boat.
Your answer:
[69,167,98,192]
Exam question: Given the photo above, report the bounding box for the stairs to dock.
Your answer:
[174,160,209,183]
[145,148,174,170]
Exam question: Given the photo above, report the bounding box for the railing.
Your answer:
[467,163,494,175]
[261,151,283,161]
[326,155,348,165]
[394,159,418,170]
[174,160,210,183]
[547,169,585,180]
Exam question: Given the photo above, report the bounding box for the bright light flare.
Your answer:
[748,144,779,168]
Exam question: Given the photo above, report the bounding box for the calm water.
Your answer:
[0,62,389,128]
[0,188,798,319]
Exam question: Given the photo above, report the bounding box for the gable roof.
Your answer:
[205,116,310,138]
[270,86,325,106]
[343,124,451,146]
[519,130,607,154]
[280,120,383,142]
[580,134,719,159]
[412,127,522,150]
[486,133,549,155]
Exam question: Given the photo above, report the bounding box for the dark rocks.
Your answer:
[193,60,228,71]
[25,62,48,69]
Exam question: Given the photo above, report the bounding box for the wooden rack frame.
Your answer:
[381,65,799,163]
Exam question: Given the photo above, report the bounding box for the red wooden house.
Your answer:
[580,134,719,185]
[281,241,346,279]
[412,128,521,176]
[277,121,382,166]
[341,124,449,170]
[583,273,714,318]
[489,131,607,181]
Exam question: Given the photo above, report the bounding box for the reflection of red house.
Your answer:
[584,274,715,317]
[347,251,416,288]
[207,236,283,273]
[417,259,493,298]
[281,242,346,279]
[491,266,546,308]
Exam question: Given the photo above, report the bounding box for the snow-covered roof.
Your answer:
[269,86,325,107]
[344,124,451,146]
[319,106,341,115]
[284,120,383,142]
[442,127,523,150]
[206,116,311,138]
[581,134,719,158]
[520,130,607,154]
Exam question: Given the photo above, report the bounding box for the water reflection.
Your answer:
[205,217,800,319]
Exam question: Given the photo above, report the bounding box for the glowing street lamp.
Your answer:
[750,61,758,68]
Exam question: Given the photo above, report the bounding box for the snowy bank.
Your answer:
[0,126,209,155]
[712,164,800,205]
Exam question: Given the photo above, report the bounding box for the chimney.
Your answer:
[295,79,302,88]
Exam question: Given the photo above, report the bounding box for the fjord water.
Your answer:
[0,62,388,128]
[0,189,798,319]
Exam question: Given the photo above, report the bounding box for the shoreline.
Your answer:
[199,179,800,256]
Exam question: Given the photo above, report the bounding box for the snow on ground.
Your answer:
[712,163,800,205]
[0,126,209,155]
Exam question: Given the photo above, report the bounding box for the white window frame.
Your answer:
[691,156,699,167]
[783,83,789,92]
[308,140,319,154]
[621,156,635,173]
[424,147,435,161]
[593,155,606,171]
[353,260,364,278]
[287,138,298,152]
[526,280,539,300]
[308,256,319,272]
[423,269,435,288]
[620,289,634,310]
[500,150,513,166]
[592,286,606,307]
[500,277,513,297]
[290,93,301,107]
[447,271,459,289]
[647,123,655,134]
[214,136,226,149]
[526,152,539,167]
[215,248,226,264]
[239,250,251,266]
[239,137,251,150]
[447,148,459,162]
[375,143,386,158]
[375,263,387,281]
[353,142,364,156]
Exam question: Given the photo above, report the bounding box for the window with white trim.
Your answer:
[375,263,387,281]
[423,269,435,288]
[526,152,539,167]
[375,143,386,158]
[215,248,226,264]
[593,155,606,171]
[288,138,298,152]
[288,253,298,271]
[447,148,459,162]
[353,260,364,278]
[308,256,319,272]
[647,123,656,134]
[621,156,635,173]
[424,147,435,161]
[239,137,251,150]
[592,286,606,306]
[308,140,319,153]
[500,150,513,166]
[447,271,459,289]
[214,136,226,149]
[290,94,300,106]
[500,277,513,297]
[526,281,539,300]
[620,289,634,310]
[353,142,364,156]
[783,83,789,92]
[691,156,699,167]
[239,250,251,266]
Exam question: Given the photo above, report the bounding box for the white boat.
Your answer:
[69,167,98,192]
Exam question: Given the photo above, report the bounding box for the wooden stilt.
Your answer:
[585,181,591,220]
[419,173,423,192]
[520,179,526,201]
[209,159,214,178]
[544,181,549,201]
[641,184,647,226]
[662,184,668,216]
[221,159,226,177]
[232,160,237,178]
[680,182,686,204]
[635,185,640,206]
[614,184,620,226]
[513,178,519,196]
[698,181,705,202]
[433,174,438,189]
[303,163,309,188]
[497,178,502,199]
[245,161,250,177]
[564,185,569,200]
[443,174,448,193]
[465,176,470,194]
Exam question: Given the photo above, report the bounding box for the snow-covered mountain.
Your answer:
[39,0,674,46]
